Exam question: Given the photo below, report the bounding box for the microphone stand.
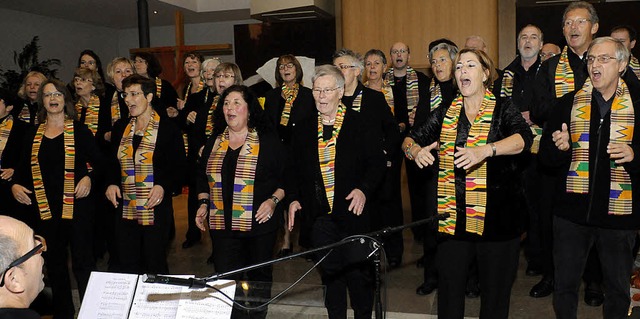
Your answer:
[144,213,448,319]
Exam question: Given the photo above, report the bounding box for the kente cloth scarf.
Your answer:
[438,90,496,236]
[0,116,14,167]
[32,119,76,220]
[185,80,205,101]
[386,66,419,111]
[75,94,100,135]
[119,111,161,226]
[205,93,220,137]
[554,46,576,98]
[318,103,348,213]
[110,91,121,125]
[500,70,514,98]
[567,78,634,215]
[280,83,299,126]
[206,127,260,231]
[155,77,162,98]
[630,55,640,80]
[429,78,443,111]
[18,104,31,123]
[364,80,395,114]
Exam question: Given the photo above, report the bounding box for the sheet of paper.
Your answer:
[78,271,139,319]
[174,279,235,319]
[128,275,184,319]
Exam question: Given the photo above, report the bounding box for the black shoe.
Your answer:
[526,264,543,277]
[465,284,480,298]
[416,282,437,296]
[584,283,604,307]
[529,277,554,298]
[181,239,197,249]
[416,255,425,268]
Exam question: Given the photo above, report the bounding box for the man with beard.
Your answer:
[384,42,430,243]
[532,0,604,307]
[499,24,552,297]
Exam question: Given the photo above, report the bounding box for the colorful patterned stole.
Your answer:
[429,78,443,111]
[438,90,496,235]
[386,66,419,112]
[110,91,121,125]
[280,83,299,126]
[0,116,14,167]
[318,103,348,213]
[31,120,76,220]
[155,77,162,98]
[75,94,100,135]
[630,55,640,80]
[206,127,260,231]
[205,92,220,137]
[554,46,576,98]
[567,78,634,215]
[18,104,31,123]
[185,80,205,101]
[364,80,395,114]
[118,111,161,225]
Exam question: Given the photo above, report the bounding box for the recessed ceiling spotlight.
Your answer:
[153,10,158,14]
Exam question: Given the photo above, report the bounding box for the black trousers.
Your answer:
[527,167,557,276]
[436,237,520,319]
[405,158,431,240]
[112,204,172,275]
[311,216,374,319]
[553,216,636,319]
[37,209,95,319]
[210,230,277,319]
[371,154,404,262]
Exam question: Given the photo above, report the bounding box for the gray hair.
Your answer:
[332,48,364,81]
[429,43,459,62]
[364,49,388,66]
[200,58,222,79]
[519,24,544,42]
[588,36,630,75]
[563,1,599,26]
[312,65,345,90]
[0,234,18,272]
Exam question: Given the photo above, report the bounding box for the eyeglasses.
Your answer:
[215,74,235,80]
[43,92,64,98]
[312,87,340,95]
[74,77,93,84]
[391,49,408,55]
[587,55,616,65]
[120,91,145,98]
[278,63,295,70]
[335,64,357,70]
[563,18,590,28]
[0,235,46,287]
[540,52,557,59]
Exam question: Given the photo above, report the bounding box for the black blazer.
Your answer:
[263,85,315,146]
[288,105,386,244]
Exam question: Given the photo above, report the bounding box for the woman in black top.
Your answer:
[402,49,532,319]
[11,79,103,319]
[263,55,314,255]
[14,71,46,126]
[0,89,28,220]
[287,65,385,319]
[196,85,284,319]
[132,52,179,119]
[105,75,186,275]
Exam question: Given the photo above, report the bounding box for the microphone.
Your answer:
[142,274,208,289]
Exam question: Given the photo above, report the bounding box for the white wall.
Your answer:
[0,7,260,86]
[0,8,119,82]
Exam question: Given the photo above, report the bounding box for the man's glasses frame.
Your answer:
[0,235,46,287]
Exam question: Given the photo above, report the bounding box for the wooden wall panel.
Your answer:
[341,0,499,69]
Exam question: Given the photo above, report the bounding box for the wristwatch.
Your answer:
[270,195,280,205]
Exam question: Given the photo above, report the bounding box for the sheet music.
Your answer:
[174,280,235,319]
[78,272,138,319]
[79,272,236,319]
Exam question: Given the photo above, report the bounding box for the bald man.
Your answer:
[540,43,561,62]
[0,216,45,319]
[464,35,488,52]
